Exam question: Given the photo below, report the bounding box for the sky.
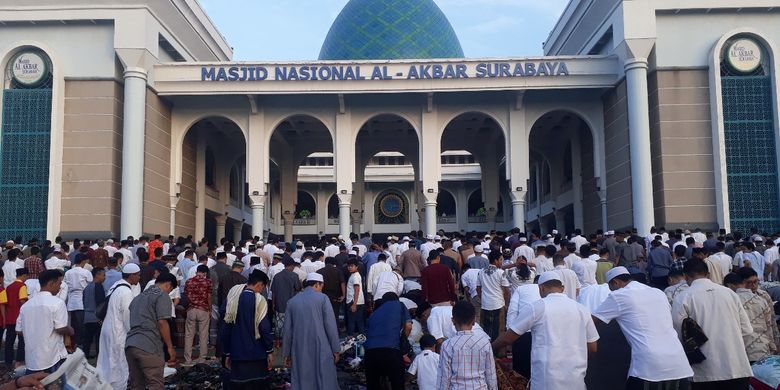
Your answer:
[197,0,570,61]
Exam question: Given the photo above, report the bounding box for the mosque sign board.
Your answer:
[200,60,570,82]
[154,57,619,95]
[727,38,762,74]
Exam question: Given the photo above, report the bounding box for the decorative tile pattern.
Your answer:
[0,89,51,240]
[722,75,780,233]
[319,0,464,60]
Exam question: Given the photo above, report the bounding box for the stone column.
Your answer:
[214,214,227,243]
[169,196,179,237]
[250,195,266,240]
[233,220,244,242]
[510,190,527,231]
[282,212,293,242]
[338,193,352,240]
[195,132,206,240]
[625,58,655,235]
[120,67,147,238]
[423,195,437,236]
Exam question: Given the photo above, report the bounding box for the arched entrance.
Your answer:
[441,112,507,231]
[178,116,246,242]
[527,110,601,235]
[354,114,420,234]
[267,114,333,241]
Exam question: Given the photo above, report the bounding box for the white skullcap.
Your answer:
[399,297,417,310]
[484,234,491,239]
[123,263,141,274]
[552,230,559,235]
[402,236,410,241]
[426,234,434,240]
[474,245,484,253]
[519,237,527,242]
[306,272,324,283]
[349,250,357,255]
[606,230,615,236]
[434,235,441,241]
[537,271,562,285]
[605,266,630,282]
[337,235,344,240]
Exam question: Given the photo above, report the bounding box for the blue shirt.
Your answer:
[363,251,380,270]
[103,269,122,293]
[363,300,411,350]
[177,258,196,284]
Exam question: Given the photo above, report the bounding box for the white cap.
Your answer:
[474,245,484,253]
[753,236,764,242]
[434,235,441,241]
[296,241,303,247]
[426,234,434,240]
[337,235,344,240]
[402,236,410,241]
[537,271,562,285]
[519,237,527,242]
[484,234,491,239]
[349,250,357,255]
[399,297,417,310]
[606,230,615,236]
[306,272,324,283]
[605,266,630,282]
[123,263,141,274]
[552,229,559,235]
[387,236,394,241]
[257,240,264,245]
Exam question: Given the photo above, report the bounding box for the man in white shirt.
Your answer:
[571,244,598,287]
[593,267,693,388]
[553,254,580,300]
[372,269,404,299]
[323,238,340,259]
[97,263,141,389]
[570,229,588,255]
[706,241,733,278]
[505,283,542,378]
[366,254,392,300]
[420,235,437,261]
[17,269,73,373]
[290,241,306,261]
[2,249,22,287]
[735,242,767,281]
[534,245,555,274]
[476,252,510,342]
[671,259,753,388]
[64,253,93,347]
[493,271,599,390]
[511,237,535,264]
[563,243,580,269]
[764,240,779,281]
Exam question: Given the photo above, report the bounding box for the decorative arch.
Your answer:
[327,194,339,219]
[710,29,780,233]
[436,189,457,217]
[526,107,605,182]
[295,190,317,219]
[0,46,55,240]
[352,111,421,145]
[467,189,484,217]
[438,109,508,141]
[374,189,409,224]
[265,112,335,153]
[174,115,247,187]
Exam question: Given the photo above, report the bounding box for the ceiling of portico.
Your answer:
[269,115,333,162]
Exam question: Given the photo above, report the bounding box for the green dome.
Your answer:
[319,0,464,60]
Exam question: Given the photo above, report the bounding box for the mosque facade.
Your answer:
[1,0,779,243]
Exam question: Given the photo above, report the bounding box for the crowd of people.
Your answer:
[0,225,777,389]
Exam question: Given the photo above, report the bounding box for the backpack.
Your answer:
[96,283,130,321]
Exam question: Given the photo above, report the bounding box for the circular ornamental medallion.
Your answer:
[380,194,404,218]
[11,51,48,87]
[727,38,762,74]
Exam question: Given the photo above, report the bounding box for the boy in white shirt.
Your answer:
[407,334,440,390]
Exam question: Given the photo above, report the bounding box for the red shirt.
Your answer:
[0,280,28,325]
[420,263,456,304]
[148,240,163,260]
[185,275,212,312]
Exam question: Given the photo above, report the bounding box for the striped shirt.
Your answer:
[436,330,497,390]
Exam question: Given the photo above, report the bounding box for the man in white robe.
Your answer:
[96,263,141,390]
